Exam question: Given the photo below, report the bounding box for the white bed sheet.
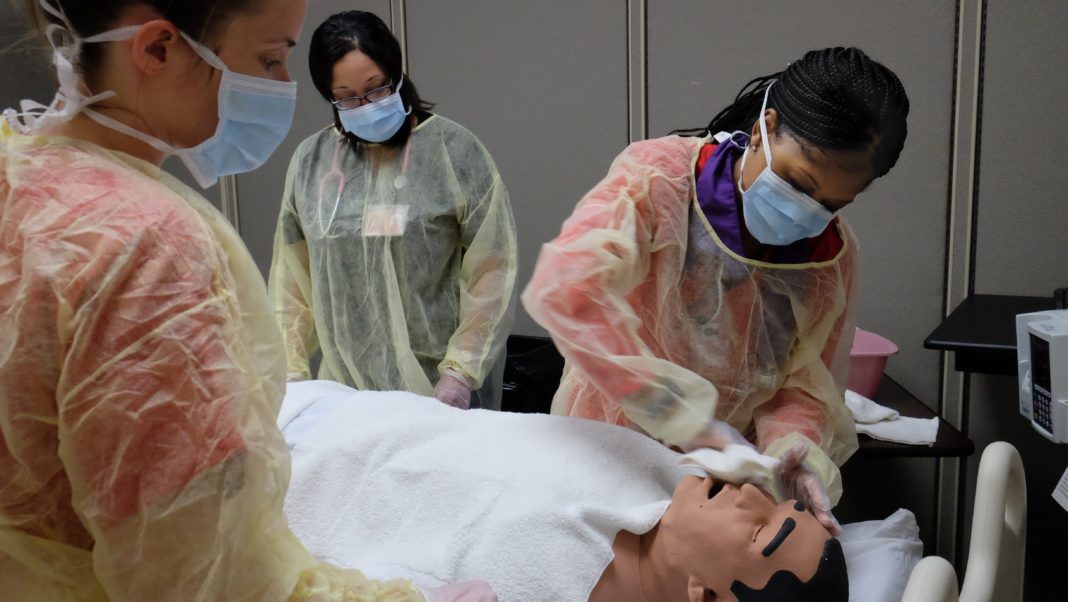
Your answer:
[280,381,922,601]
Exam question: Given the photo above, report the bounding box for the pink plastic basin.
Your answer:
[847,327,899,398]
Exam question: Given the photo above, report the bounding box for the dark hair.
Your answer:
[675,47,909,178]
[730,537,849,602]
[308,10,434,150]
[22,0,261,87]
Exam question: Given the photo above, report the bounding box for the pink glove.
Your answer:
[775,444,841,535]
[421,579,498,602]
[434,370,471,409]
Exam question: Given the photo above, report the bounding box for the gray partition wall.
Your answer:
[975,2,1068,293]
[405,0,631,334]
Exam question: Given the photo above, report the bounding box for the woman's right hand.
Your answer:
[421,580,498,602]
[433,371,472,409]
[774,444,842,535]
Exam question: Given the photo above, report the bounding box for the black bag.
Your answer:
[501,335,564,414]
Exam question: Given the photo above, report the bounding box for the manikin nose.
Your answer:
[733,483,775,516]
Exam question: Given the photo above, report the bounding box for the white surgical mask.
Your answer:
[5,0,297,189]
[737,82,835,246]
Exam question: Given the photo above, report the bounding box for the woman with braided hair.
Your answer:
[523,47,909,534]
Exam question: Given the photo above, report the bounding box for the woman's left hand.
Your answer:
[775,444,842,535]
[434,371,472,409]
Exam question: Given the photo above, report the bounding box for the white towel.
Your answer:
[845,390,939,445]
[278,379,356,431]
[280,381,689,602]
[679,444,781,487]
[844,390,900,424]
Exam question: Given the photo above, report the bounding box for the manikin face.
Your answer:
[658,476,833,602]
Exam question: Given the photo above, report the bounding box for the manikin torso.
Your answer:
[279,388,843,601]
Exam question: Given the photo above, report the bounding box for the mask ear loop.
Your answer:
[757,82,775,167]
[396,75,413,117]
[737,137,754,195]
[736,82,777,196]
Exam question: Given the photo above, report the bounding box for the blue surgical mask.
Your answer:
[85,27,297,188]
[15,1,297,189]
[737,82,835,246]
[338,77,411,143]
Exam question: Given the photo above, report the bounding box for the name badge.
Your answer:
[363,205,410,237]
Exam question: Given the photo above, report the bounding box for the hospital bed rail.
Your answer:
[900,441,1026,602]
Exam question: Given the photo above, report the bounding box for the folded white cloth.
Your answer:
[845,390,939,445]
[845,390,900,423]
[280,381,688,602]
[679,444,781,487]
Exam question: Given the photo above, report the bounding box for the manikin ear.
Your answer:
[692,576,743,602]
[128,20,184,76]
[686,576,737,602]
[686,576,705,602]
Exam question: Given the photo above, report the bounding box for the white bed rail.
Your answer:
[900,441,1027,602]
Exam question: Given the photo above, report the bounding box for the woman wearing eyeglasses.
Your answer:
[269,11,517,411]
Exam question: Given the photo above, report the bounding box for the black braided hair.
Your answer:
[673,47,909,178]
[672,74,780,139]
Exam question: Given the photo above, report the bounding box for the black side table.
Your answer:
[923,293,1053,570]
[858,376,974,458]
[924,294,1053,374]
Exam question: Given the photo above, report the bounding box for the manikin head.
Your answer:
[653,476,848,602]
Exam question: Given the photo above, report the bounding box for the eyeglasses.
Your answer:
[331,82,394,110]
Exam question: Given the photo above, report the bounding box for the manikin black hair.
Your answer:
[730,537,849,602]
